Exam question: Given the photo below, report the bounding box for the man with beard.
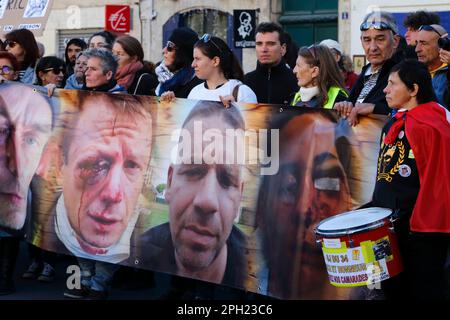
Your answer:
[139,101,248,289]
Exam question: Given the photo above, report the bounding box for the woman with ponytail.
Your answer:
[188,34,257,106]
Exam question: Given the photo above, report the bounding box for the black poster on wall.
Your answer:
[233,10,256,48]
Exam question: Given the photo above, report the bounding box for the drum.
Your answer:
[315,207,403,287]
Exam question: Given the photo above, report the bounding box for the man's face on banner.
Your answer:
[62,96,152,251]
[0,85,52,230]
[165,115,243,275]
[269,112,352,298]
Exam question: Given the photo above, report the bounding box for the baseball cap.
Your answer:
[320,39,343,54]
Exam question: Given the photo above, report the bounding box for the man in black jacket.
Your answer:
[335,11,401,125]
[244,22,298,105]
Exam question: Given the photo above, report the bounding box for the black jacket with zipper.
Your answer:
[244,60,298,105]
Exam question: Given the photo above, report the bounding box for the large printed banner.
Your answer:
[0,82,387,299]
[0,0,53,36]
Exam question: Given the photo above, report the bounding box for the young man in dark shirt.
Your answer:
[244,22,298,105]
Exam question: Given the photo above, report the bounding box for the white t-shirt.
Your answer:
[188,79,258,103]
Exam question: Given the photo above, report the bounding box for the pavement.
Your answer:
[1,241,271,301]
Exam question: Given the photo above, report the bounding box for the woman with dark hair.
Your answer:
[366,59,450,300]
[113,35,158,95]
[36,56,65,87]
[291,44,348,108]
[187,34,257,105]
[4,28,40,84]
[157,27,202,99]
[88,31,116,50]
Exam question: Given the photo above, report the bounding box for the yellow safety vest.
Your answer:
[291,86,348,109]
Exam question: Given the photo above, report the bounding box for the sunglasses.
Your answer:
[419,25,444,37]
[0,65,14,75]
[43,66,64,75]
[166,41,177,52]
[360,21,396,34]
[4,40,17,48]
[199,34,222,54]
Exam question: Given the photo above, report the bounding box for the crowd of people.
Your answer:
[0,8,450,300]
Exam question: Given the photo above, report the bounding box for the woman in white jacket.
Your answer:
[188,34,257,106]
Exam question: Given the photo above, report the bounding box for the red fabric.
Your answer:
[345,71,358,91]
[384,111,406,145]
[115,61,143,90]
[405,102,450,232]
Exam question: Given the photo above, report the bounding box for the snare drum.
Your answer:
[315,207,403,287]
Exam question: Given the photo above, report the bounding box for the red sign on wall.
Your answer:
[105,5,130,33]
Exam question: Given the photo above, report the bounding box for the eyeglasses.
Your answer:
[360,21,396,34]
[199,34,222,54]
[43,66,64,75]
[0,65,14,75]
[418,25,444,37]
[166,41,177,52]
[4,40,17,48]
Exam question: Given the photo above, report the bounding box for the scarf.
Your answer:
[115,61,144,90]
[155,62,174,83]
[384,110,406,145]
[157,66,195,96]
[299,86,320,102]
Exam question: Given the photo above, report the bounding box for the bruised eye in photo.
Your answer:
[278,165,300,206]
[77,157,111,185]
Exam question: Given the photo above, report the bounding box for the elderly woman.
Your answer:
[291,44,348,108]
[64,51,88,90]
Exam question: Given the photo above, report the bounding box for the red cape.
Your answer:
[405,102,450,232]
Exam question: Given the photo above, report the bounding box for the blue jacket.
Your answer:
[432,64,449,109]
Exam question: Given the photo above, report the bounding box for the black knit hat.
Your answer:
[168,27,198,59]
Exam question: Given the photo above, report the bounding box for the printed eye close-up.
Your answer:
[278,166,300,207]
[78,158,111,184]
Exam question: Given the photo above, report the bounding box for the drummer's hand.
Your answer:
[219,94,235,108]
[160,91,176,103]
[334,101,354,119]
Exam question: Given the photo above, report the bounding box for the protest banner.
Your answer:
[0,83,386,299]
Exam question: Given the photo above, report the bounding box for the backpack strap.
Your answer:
[232,84,242,102]
[133,73,150,95]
